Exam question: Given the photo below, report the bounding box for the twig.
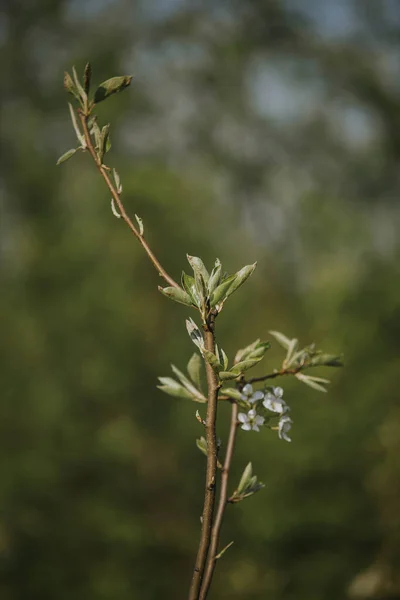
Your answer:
[188,314,220,600]
[199,401,238,599]
[79,112,179,289]
[248,366,302,384]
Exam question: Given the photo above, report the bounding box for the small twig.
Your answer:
[199,402,238,599]
[79,112,179,289]
[188,314,220,600]
[248,366,302,384]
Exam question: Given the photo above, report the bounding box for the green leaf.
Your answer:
[237,462,253,494]
[186,318,204,351]
[158,286,193,307]
[285,338,299,363]
[63,71,80,101]
[187,353,202,390]
[308,353,343,368]
[269,330,292,350]
[68,103,86,147]
[234,339,260,364]
[220,387,241,400]
[196,436,208,457]
[181,272,200,307]
[56,148,80,165]
[216,345,229,371]
[157,377,193,399]
[186,255,209,283]
[113,168,122,193]
[135,214,144,236]
[209,274,237,307]
[229,358,262,375]
[83,62,92,94]
[219,371,239,381]
[99,124,111,163]
[222,262,257,301]
[72,65,87,105]
[94,75,133,104]
[203,349,222,372]
[171,365,206,402]
[295,372,328,392]
[207,258,222,295]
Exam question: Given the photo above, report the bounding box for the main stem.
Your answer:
[188,315,219,600]
[199,402,238,600]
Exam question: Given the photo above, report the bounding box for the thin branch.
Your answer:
[188,314,220,600]
[79,112,179,289]
[199,401,238,600]
[248,366,303,384]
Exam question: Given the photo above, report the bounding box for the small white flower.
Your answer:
[238,409,265,432]
[278,414,293,442]
[263,386,287,413]
[240,383,264,404]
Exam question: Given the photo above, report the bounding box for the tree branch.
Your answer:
[188,314,220,600]
[199,401,238,600]
[79,112,179,289]
[248,366,303,384]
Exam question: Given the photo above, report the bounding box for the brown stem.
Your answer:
[79,112,179,289]
[248,366,303,384]
[199,402,238,600]
[188,315,220,600]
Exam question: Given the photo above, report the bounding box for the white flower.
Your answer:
[263,386,287,413]
[278,414,293,442]
[238,409,265,432]
[240,383,264,404]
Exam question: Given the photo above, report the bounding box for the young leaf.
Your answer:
[56,148,80,165]
[157,377,193,399]
[229,358,262,375]
[237,462,253,495]
[68,103,86,147]
[171,365,206,402]
[94,75,133,104]
[219,371,239,381]
[83,62,92,94]
[308,353,343,368]
[158,286,194,307]
[113,168,122,193]
[222,262,257,301]
[72,65,87,105]
[135,214,144,236]
[203,349,222,373]
[111,198,121,218]
[186,318,205,351]
[295,372,328,392]
[187,353,203,390]
[269,330,292,350]
[181,272,200,308]
[196,436,208,457]
[187,255,209,283]
[209,274,237,307]
[63,71,80,101]
[220,387,242,400]
[207,258,222,295]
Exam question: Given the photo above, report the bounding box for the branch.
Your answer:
[199,401,238,600]
[188,314,220,600]
[79,112,179,289]
[248,365,303,384]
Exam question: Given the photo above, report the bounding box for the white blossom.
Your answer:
[263,386,287,413]
[278,414,293,442]
[238,409,265,432]
[240,383,264,404]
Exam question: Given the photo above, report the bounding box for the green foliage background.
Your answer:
[1,1,400,599]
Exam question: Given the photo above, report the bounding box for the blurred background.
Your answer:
[1,1,400,599]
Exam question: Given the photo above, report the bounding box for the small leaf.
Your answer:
[111,198,121,218]
[219,371,239,381]
[222,262,257,301]
[220,387,241,400]
[63,71,80,101]
[157,377,193,399]
[308,353,343,368]
[187,353,202,390]
[68,103,86,147]
[208,258,222,295]
[83,62,92,94]
[187,255,209,283]
[171,365,207,402]
[196,436,208,457]
[186,318,205,351]
[269,330,292,350]
[158,286,193,307]
[209,274,237,307]
[181,272,200,308]
[203,349,222,373]
[135,214,144,236]
[99,124,111,163]
[56,148,79,165]
[94,75,133,104]
[285,338,299,363]
[237,462,253,494]
[295,372,328,392]
[234,339,260,364]
[113,168,122,193]
[72,65,87,104]
[229,358,261,375]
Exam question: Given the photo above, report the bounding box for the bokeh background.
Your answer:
[1,1,400,599]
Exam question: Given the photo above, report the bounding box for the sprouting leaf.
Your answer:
[196,436,208,457]
[171,365,207,402]
[135,214,144,236]
[187,353,203,390]
[269,330,292,350]
[158,286,194,307]
[68,103,86,147]
[181,272,200,308]
[222,263,257,301]
[98,124,111,163]
[186,318,205,351]
[94,75,133,104]
[308,353,343,368]
[229,358,262,375]
[113,168,122,193]
[216,345,229,371]
[111,198,121,218]
[285,337,299,364]
[186,255,209,284]
[207,258,222,295]
[219,371,239,381]
[203,349,222,373]
[209,274,237,307]
[83,62,92,94]
[220,387,241,400]
[237,462,253,495]
[157,377,193,400]
[295,372,329,392]
[56,148,80,165]
[72,65,87,104]
[63,71,80,101]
